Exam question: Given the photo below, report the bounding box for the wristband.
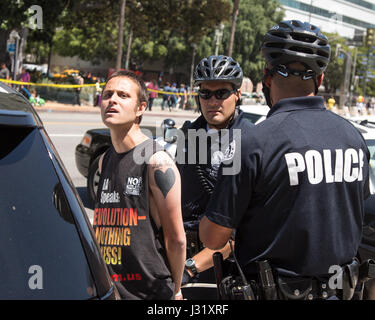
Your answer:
[175,289,182,297]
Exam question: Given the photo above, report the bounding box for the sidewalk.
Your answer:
[35,101,199,118]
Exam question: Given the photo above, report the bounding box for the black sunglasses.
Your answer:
[198,88,237,100]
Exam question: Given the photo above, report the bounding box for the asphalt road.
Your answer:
[36,107,198,223]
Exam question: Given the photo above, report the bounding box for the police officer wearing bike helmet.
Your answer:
[199,21,371,300]
[177,55,254,297]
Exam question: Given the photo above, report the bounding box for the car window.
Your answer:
[242,112,264,124]
[0,125,96,299]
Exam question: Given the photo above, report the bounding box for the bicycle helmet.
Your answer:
[261,20,331,75]
[193,55,243,89]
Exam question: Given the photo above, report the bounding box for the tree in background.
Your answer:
[209,0,284,86]
[4,0,283,87]
[322,33,350,94]
[228,0,240,57]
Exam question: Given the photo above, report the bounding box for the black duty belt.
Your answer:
[277,277,337,300]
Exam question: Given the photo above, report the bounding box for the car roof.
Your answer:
[348,119,375,140]
[0,82,42,127]
[240,104,270,116]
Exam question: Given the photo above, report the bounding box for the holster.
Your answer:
[341,258,360,300]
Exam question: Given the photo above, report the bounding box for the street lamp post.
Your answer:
[348,46,358,108]
[190,43,197,92]
[336,44,353,108]
[8,30,20,81]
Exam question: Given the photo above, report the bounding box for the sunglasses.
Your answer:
[198,88,237,100]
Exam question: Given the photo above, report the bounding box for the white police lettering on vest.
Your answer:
[285,149,365,186]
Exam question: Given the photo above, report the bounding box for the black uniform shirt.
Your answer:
[178,110,254,222]
[205,96,370,277]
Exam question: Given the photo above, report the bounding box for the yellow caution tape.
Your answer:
[0,78,102,88]
[0,78,197,95]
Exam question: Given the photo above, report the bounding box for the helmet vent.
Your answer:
[224,68,233,76]
[291,20,301,27]
[266,42,285,48]
[317,50,329,58]
[218,60,227,67]
[291,33,316,43]
[289,46,314,54]
[272,32,288,39]
[279,22,290,29]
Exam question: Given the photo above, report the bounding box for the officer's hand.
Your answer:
[181,269,199,286]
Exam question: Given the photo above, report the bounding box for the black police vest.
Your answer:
[93,139,174,300]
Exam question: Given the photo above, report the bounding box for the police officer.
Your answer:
[199,20,371,300]
[177,55,254,294]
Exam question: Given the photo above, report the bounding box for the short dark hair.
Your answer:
[104,70,148,124]
[104,70,148,105]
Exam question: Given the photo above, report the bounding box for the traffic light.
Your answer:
[365,28,374,47]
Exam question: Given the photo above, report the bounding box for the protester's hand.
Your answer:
[181,269,191,286]
[174,290,183,300]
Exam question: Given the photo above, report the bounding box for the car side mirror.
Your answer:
[164,127,178,144]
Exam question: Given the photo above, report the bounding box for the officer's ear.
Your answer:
[235,89,242,106]
[264,72,272,89]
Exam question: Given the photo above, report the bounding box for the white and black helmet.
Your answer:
[261,20,331,75]
[193,55,243,89]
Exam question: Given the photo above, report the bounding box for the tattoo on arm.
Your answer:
[154,168,176,198]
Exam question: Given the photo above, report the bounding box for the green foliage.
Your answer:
[322,33,351,93]
[7,0,283,86]
[222,0,284,85]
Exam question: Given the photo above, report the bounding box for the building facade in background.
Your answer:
[279,0,375,39]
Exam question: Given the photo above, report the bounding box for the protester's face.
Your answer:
[199,81,240,129]
[101,76,144,128]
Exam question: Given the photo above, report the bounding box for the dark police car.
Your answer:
[0,82,119,299]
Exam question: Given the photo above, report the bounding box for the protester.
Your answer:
[94,70,186,300]
[147,80,158,111]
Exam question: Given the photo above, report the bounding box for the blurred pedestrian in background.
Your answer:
[178,83,188,110]
[0,63,10,80]
[74,74,84,106]
[161,82,172,111]
[170,83,178,110]
[147,80,158,111]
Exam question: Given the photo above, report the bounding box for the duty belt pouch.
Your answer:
[277,277,312,300]
[185,230,202,257]
[342,258,360,300]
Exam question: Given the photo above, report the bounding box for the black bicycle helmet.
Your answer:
[261,20,331,75]
[193,55,243,89]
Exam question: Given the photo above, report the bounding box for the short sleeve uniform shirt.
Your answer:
[205,96,370,277]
